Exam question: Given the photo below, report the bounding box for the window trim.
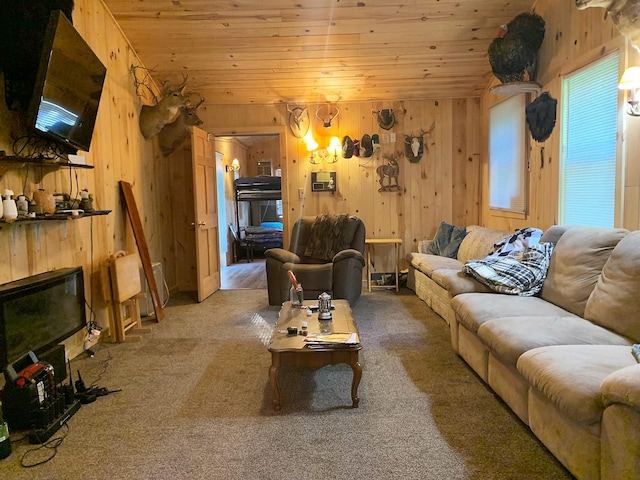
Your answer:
[558,50,625,228]
[488,93,530,215]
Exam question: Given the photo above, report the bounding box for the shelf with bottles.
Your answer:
[0,209,111,228]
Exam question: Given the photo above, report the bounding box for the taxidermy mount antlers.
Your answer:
[576,0,640,49]
[137,73,190,140]
[286,105,310,138]
[159,95,205,156]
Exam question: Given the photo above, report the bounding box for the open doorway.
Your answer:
[214,131,285,289]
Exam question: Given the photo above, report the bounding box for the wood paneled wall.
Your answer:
[480,0,640,232]
[203,99,482,272]
[0,0,177,359]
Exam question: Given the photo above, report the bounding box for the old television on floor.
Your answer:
[0,267,87,378]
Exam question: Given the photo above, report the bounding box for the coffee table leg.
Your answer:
[350,357,362,408]
[269,354,281,410]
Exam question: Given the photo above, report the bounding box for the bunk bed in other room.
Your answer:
[234,176,283,254]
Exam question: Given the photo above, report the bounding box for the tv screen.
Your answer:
[27,10,106,153]
[0,267,87,372]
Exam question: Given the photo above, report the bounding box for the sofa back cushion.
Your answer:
[541,226,629,317]
[584,230,640,342]
[539,225,570,245]
[456,226,510,264]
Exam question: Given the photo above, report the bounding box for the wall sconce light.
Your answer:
[325,136,341,163]
[226,158,240,172]
[304,132,320,164]
[619,66,640,116]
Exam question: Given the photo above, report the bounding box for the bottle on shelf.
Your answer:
[16,195,29,218]
[2,190,17,220]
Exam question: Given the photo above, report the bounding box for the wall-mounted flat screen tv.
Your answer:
[27,10,107,153]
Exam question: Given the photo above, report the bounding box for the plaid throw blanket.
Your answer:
[463,242,554,296]
[304,214,350,261]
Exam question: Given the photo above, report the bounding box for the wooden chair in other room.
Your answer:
[229,223,255,263]
[101,251,152,342]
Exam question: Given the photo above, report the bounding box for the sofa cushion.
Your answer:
[462,242,554,296]
[539,225,570,245]
[432,269,493,296]
[427,221,467,258]
[517,345,637,425]
[584,230,640,342]
[451,293,578,334]
[407,252,462,276]
[601,362,640,408]
[478,316,631,366]
[456,226,510,264]
[540,226,629,317]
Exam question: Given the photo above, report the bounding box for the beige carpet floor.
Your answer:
[0,288,573,479]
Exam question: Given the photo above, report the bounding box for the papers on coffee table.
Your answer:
[304,333,359,348]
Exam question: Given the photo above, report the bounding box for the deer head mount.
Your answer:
[286,105,310,138]
[159,95,205,156]
[576,0,640,49]
[137,73,190,140]
[404,123,435,163]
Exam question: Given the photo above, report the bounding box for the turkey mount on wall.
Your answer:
[488,13,546,86]
[526,92,558,143]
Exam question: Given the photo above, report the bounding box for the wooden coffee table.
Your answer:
[268,299,362,410]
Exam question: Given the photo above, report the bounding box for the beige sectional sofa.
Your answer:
[406,225,510,326]
[408,224,640,480]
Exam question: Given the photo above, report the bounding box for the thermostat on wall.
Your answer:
[311,171,336,192]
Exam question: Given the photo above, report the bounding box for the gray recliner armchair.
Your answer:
[265,214,366,306]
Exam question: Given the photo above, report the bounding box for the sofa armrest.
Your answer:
[601,364,640,410]
[264,248,301,264]
[332,248,365,266]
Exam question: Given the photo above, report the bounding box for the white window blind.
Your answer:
[489,94,526,213]
[560,53,619,227]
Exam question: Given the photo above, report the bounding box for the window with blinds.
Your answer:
[489,94,527,213]
[560,52,619,227]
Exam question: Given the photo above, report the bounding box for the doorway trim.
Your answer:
[209,125,289,248]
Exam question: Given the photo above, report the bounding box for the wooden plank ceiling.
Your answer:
[103,0,536,105]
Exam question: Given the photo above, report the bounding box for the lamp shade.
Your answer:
[304,132,318,151]
[619,66,640,90]
[327,136,341,154]
[230,158,240,171]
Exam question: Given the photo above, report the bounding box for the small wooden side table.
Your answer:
[365,238,403,292]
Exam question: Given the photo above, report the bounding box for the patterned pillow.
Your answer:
[463,242,554,296]
[427,221,467,258]
[490,227,543,257]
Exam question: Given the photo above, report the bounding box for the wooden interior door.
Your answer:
[192,126,220,301]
